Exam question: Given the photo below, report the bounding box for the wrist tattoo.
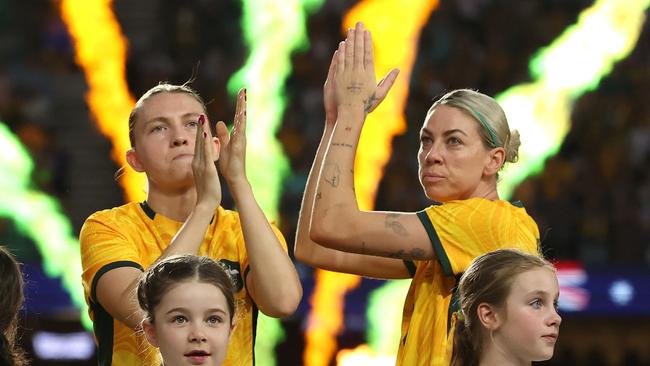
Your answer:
[323,162,341,187]
[331,142,354,148]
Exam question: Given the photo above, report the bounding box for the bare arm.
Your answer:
[218,89,302,317]
[294,51,411,279]
[310,23,434,261]
[94,204,216,329]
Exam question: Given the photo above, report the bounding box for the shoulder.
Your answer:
[80,202,146,241]
[419,198,536,226]
[84,202,144,224]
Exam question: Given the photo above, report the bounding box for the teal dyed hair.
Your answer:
[429,89,520,164]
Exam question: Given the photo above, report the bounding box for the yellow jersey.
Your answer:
[397,198,540,366]
[80,201,287,366]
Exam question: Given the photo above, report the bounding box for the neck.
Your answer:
[479,338,529,366]
[472,179,500,201]
[145,184,198,222]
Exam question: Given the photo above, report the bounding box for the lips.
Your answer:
[185,350,211,364]
[421,173,445,183]
[185,350,210,357]
[541,334,558,342]
[173,153,194,160]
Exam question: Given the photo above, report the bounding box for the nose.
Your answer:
[189,328,207,343]
[188,320,208,343]
[171,128,190,147]
[424,143,443,165]
[548,308,562,328]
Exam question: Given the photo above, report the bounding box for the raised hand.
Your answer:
[192,113,222,210]
[324,50,340,126]
[334,22,400,115]
[216,88,247,187]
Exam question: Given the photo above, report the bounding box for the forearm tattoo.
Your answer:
[387,248,427,260]
[385,213,409,236]
[323,162,341,187]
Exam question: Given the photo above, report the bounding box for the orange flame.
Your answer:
[60,0,144,202]
[305,271,362,366]
[337,345,396,366]
[345,0,439,211]
[305,1,439,365]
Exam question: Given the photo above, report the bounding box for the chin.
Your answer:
[424,189,453,203]
[533,349,555,362]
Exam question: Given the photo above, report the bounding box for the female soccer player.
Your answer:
[295,22,540,365]
[80,84,301,365]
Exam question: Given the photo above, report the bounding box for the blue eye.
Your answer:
[207,315,223,325]
[187,121,199,128]
[172,315,187,324]
[531,299,543,309]
[150,125,166,133]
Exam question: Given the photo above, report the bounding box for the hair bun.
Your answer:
[506,129,520,163]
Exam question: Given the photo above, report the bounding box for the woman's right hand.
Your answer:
[192,113,222,211]
[332,22,399,116]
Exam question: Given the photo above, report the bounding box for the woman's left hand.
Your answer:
[217,88,247,186]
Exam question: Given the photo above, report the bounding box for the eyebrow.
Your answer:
[165,307,228,315]
[526,290,559,299]
[166,307,188,315]
[143,112,201,127]
[420,128,469,137]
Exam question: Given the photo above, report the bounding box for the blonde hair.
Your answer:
[128,82,207,147]
[451,249,552,366]
[429,89,520,165]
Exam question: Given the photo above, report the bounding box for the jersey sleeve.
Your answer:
[417,200,540,277]
[79,212,144,306]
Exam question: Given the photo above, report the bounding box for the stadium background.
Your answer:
[0,0,648,365]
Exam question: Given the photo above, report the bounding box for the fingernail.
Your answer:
[199,114,205,125]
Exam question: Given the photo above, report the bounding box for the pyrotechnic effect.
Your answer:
[335,280,410,366]
[0,121,88,327]
[497,0,650,198]
[60,0,143,202]
[337,0,650,364]
[228,0,323,220]
[304,1,440,365]
[227,0,324,365]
